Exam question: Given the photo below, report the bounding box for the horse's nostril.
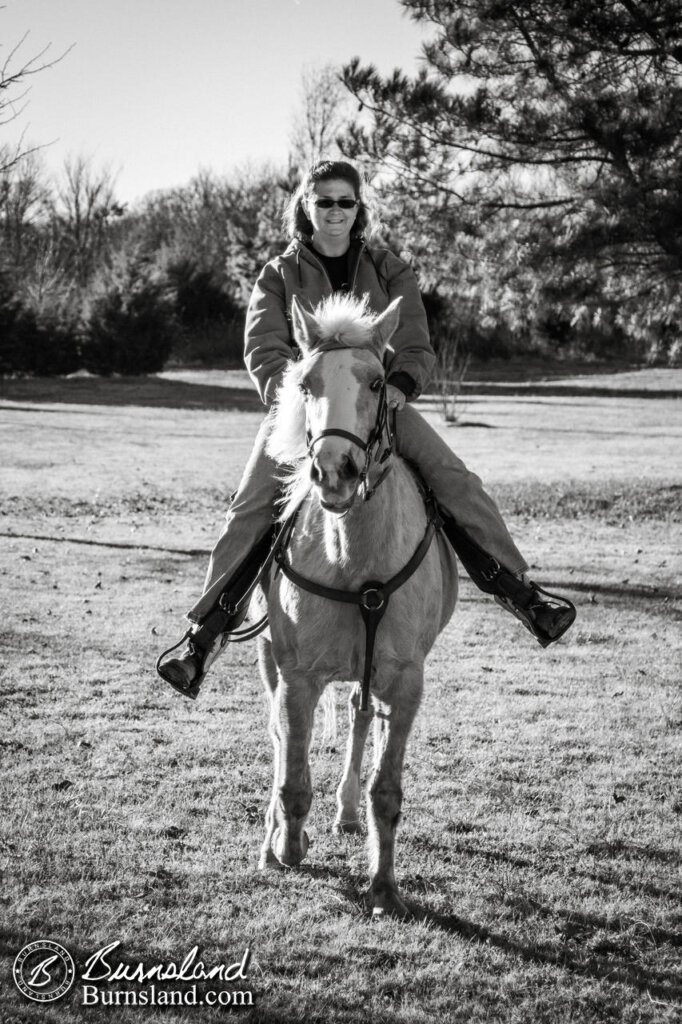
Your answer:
[341,453,359,481]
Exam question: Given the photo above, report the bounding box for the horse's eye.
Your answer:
[370,378,384,393]
[298,381,310,397]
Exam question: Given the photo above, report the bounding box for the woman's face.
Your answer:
[304,178,359,249]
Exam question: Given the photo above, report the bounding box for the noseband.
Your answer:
[305,378,394,501]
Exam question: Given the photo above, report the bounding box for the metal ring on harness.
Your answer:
[360,585,385,611]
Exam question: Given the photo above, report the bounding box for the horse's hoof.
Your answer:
[272,827,309,867]
[258,844,283,871]
[370,889,411,920]
[333,818,363,835]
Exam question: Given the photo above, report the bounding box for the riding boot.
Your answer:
[440,511,576,647]
[155,605,244,701]
[156,526,275,700]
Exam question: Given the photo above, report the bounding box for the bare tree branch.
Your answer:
[0,19,73,172]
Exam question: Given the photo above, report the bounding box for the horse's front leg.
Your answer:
[335,684,373,834]
[258,639,282,870]
[367,667,423,918]
[267,672,320,868]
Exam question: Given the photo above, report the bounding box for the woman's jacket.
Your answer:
[244,238,436,406]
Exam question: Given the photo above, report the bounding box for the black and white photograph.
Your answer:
[1,1,680,1021]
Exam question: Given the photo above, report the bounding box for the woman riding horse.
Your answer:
[157,159,575,699]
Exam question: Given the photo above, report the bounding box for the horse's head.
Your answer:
[274,293,401,515]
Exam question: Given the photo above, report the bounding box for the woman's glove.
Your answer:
[386,384,407,411]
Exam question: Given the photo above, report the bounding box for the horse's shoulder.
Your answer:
[393,457,431,513]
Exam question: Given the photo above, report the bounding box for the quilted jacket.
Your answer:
[243,239,436,406]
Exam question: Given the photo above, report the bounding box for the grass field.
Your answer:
[1,372,680,1023]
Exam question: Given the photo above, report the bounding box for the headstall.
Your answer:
[304,378,394,503]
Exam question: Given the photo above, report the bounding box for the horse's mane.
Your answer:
[265,294,382,520]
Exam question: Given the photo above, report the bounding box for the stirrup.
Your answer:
[156,631,206,700]
[495,583,576,648]
[164,672,204,702]
[160,655,205,700]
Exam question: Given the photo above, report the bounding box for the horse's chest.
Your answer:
[267,555,443,683]
[269,582,367,678]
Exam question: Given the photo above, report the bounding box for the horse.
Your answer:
[256,292,458,917]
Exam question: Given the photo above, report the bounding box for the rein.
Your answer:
[274,491,443,711]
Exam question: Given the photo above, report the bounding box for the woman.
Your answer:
[157,160,575,700]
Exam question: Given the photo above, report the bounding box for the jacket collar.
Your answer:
[284,237,366,291]
[286,237,363,264]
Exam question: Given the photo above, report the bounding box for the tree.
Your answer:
[137,164,289,302]
[341,0,682,361]
[1,20,71,173]
[52,155,123,287]
[290,64,354,167]
[0,150,50,268]
[131,164,292,364]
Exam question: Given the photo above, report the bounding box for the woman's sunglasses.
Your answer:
[312,198,359,209]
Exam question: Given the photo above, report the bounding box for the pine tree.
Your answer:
[342,0,682,361]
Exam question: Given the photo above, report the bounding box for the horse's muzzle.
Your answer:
[319,494,356,515]
[310,451,359,486]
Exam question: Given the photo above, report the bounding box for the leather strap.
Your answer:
[275,494,442,710]
[308,427,370,452]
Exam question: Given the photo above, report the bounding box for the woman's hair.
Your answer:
[284,160,371,242]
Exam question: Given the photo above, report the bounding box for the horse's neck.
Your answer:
[297,459,425,583]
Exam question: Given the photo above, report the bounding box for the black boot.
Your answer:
[156,526,275,700]
[157,637,206,700]
[156,603,246,700]
[440,511,576,647]
[492,575,576,647]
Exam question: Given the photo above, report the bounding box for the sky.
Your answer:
[2,0,432,205]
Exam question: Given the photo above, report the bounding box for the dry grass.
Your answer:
[1,375,680,1023]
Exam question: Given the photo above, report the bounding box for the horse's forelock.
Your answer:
[307,294,375,351]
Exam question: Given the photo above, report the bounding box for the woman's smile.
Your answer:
[306,178,359,255]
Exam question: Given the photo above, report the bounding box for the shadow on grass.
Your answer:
[457,383,682,399]
[409,903,682,1002]
[262,860,682,1002]
[482,844,680,902]
[0,530,211,556]
[554,578,681,607]
[0,375,263,412]
[2,528,678,610]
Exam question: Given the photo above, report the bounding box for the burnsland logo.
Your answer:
[13,941,76,1002]
[13,940,254,1008]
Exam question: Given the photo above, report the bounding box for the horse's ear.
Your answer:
[373,297,402,354]
[290,295,318,355]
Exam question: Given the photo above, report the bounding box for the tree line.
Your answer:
[0,154,293,375]
[2,0,680,377]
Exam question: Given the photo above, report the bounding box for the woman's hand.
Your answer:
[386,384,406,411]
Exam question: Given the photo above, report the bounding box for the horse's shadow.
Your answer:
[412,902,681,1003]
[293,859,681,1004]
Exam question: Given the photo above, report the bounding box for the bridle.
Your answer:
[304,375,395,502]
